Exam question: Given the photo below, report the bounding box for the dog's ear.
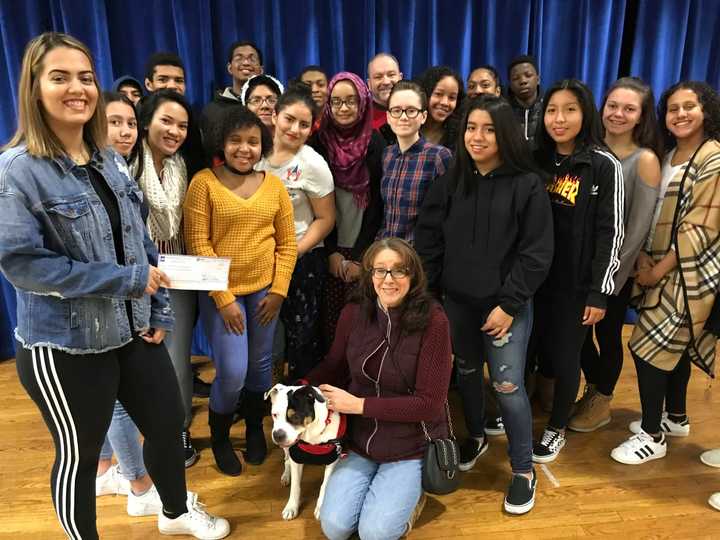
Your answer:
[306,385,325,403]
[264,383,285,401]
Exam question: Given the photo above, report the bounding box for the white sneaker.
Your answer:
[701,449,720,468]
[96,464,130,496]
[130,488,198,518]
[709,492,720,511]
[611,431,667,465]
[629,412,689,437]
[128,485,163,517]
[158,494,230,539]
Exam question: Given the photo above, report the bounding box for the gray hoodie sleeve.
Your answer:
[613,179,659,291]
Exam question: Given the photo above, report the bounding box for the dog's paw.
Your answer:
[280,470,291,487]
[282,503,300,520]
[313,503,322,520]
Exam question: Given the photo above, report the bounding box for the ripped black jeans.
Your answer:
[451,300,534,474]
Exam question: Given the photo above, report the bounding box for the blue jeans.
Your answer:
[449,300,534,473]
[320,452,422,540]
[99,400,147,480]
[199,288,277,413]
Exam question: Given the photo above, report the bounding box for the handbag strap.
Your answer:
[385,330,456,441]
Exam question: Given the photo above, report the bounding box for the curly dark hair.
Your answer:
[414,66,465,150]
[350,237,434,334]
[657,81,720,149]
[205,105,273,163]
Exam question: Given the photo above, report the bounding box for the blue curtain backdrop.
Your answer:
[0,0,718,359]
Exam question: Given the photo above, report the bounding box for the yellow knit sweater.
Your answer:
[183,168,297,308]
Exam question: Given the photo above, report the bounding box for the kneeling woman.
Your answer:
[416,95,553,514]
[184,107,297,475]
[305,238,452,540]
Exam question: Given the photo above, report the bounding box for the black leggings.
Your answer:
[532,293,589,429]
[633,351,691,434]
[580,279,634,396]
[15,335,187,540]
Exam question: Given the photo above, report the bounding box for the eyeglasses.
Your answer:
[247,95,278,107]
[233,54,260,65]
[371,268,409,279]
[330,97,359,109]
[388,107,424,119]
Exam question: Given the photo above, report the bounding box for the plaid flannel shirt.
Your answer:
[379,138,452,243]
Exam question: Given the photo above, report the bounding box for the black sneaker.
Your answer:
[504,469,537,514]
[532,428,566,463]
[458,437,489,472]
[485,416,506,436]
[182,430,199,468]
[193,375,211,398]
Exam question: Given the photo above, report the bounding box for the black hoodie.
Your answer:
[415,164,554,316]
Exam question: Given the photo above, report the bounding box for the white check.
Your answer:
[157,254,231,291]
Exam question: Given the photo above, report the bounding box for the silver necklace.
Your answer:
[554,152,569,167]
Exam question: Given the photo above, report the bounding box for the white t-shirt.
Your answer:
[647,148,686,248]
[257,145,334,246]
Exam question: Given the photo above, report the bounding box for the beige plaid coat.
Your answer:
[629,140,720,375]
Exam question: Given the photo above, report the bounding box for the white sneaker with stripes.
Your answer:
[629,412,689,437]
[611,431,667,465]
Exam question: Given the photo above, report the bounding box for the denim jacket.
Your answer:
[0,144,174,354]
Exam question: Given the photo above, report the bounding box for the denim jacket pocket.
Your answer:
[44,198,94,262]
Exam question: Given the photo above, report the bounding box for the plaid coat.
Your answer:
[629,140,720,375]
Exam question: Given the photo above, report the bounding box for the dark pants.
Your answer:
[447,298,534,474]
[581,279,634,396]
[281,248,327,379]
[633,351,691,434]
[532,292,589,429]
[16,335,187,540]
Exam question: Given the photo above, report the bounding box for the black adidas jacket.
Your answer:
[415,164,554,316]
[536,145,625,309]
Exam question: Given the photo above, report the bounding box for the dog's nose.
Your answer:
[272,429,287,445]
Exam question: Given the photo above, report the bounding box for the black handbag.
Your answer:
[385,331,461,495]
[420,401,461,495]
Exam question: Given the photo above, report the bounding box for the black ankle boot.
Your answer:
[243,390,268,465]
[209,408,242,476]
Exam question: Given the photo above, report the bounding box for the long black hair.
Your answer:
[102,91,140,164]
[601,77,664,161]
[134,89,193,179]
[415,66,465,149]
[535,78,606,167]
[452,95,540,195]
[658,80,720,150]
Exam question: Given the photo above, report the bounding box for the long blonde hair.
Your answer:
[4,32,106,158]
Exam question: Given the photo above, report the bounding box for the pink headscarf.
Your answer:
[318,72,374,208]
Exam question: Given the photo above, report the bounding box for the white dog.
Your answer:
[264,383,346,520]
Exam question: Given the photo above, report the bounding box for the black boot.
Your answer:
[243,390,268,465]
[209,408,242,476]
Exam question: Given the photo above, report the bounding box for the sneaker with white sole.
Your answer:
[629,412,689,437]
[610,431,666,465]
[701,448,720,468]
[458,437,489,471]
[532,428,566,463]
[96,464,130,496]
[158,494,230,539]
[504,469,537,515]
[485,416,506,436]
[129,487,198,517]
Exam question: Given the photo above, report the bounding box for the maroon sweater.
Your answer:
[307,301,452,462]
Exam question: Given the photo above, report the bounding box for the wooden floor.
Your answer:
[2,328,720,539]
